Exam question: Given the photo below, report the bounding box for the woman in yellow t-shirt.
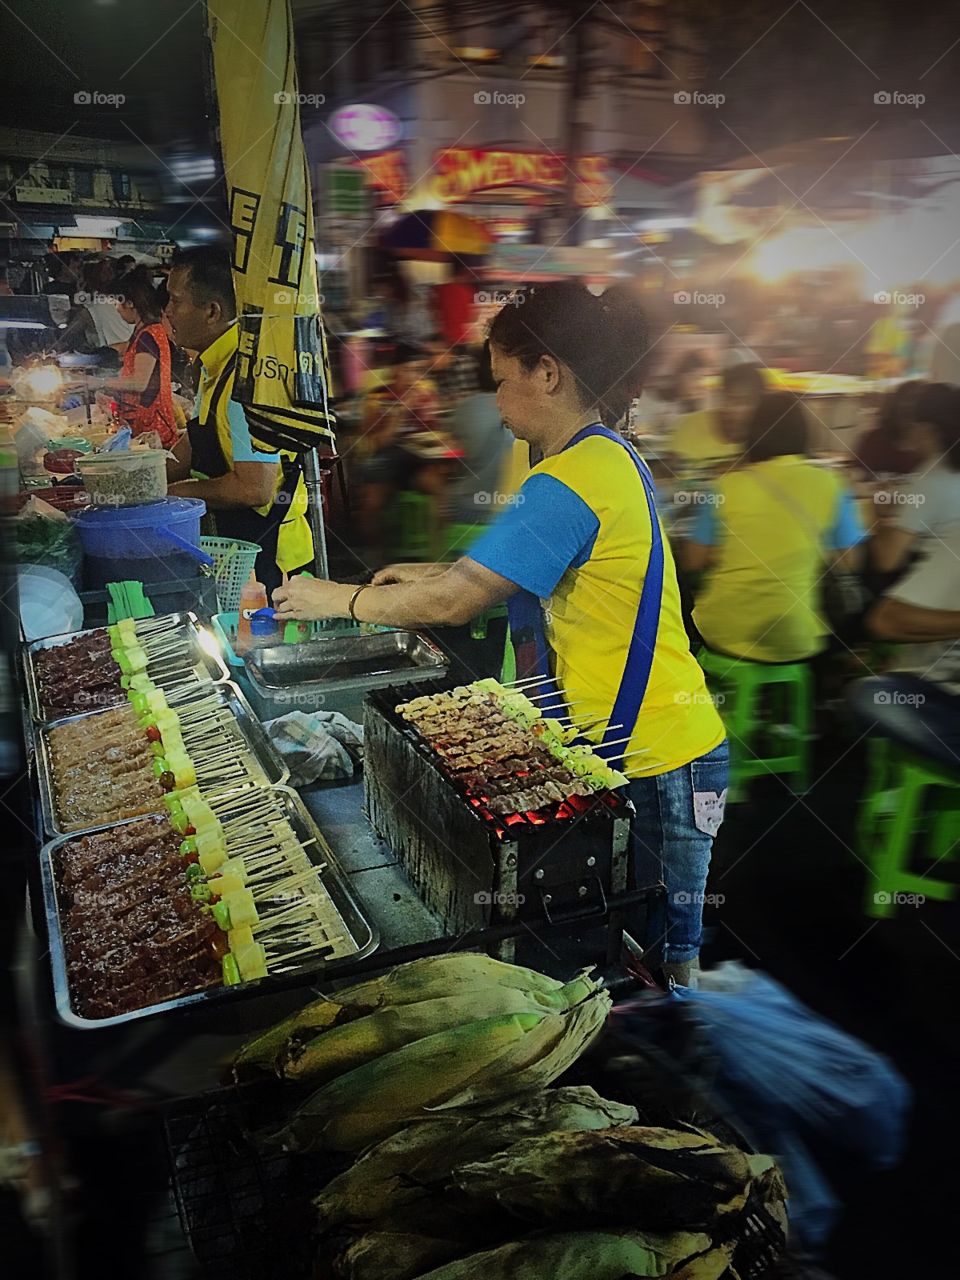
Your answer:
[686,393,866,663]
[274,283,729,987]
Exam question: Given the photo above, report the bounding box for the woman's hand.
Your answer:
[371,562,444,586]
[273,577,351,621]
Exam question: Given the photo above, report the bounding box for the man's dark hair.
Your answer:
[170,245,236,317]
[721,362,766,398]
[743,392,810,462]
[914,381,960,470]
[475,341,496,393]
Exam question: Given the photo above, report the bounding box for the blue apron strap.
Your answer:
[505,425,664,754]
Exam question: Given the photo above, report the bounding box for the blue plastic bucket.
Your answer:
[72,498,207,590]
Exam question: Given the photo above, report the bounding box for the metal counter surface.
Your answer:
[298,777,446,951]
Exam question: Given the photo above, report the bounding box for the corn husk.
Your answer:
[452,1127,753,1230]
[332,1231,465,1280]
[269,1011,547,1154]
[409,1229,713,1280]
[316,1086,638,1229]
[284,986,566,1085]
[435,984,611,1109]
[234,954,565,1077]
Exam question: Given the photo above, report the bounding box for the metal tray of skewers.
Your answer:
[22,611,229,728]
[34,680,289,837]
[38,785,379,1030]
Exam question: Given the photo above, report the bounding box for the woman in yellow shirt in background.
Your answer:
[686,393,866,663]
[275,283,729,987]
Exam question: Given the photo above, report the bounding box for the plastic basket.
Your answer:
[200,537,261,612]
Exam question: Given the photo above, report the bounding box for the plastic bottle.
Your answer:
[249,609,279,647]
[235,569,268,654]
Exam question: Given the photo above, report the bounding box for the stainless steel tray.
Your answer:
[38,786,379,1029]
[36,681,289,836]
[247,631,447,689]
[243,631,448,723]
[22,612,229,727]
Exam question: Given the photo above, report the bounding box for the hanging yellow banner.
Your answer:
[206,0,335,453]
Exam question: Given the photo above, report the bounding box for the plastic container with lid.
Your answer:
[72,497,206,591]
[76,449,167,507]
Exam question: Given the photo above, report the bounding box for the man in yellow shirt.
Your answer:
[669,363,766,475]
[165,247,312,593]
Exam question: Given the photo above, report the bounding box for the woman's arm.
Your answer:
[870,524,917,573]
[101,351,157,395]
[867,595,960,642]
[372,562,447,585]
[680,540,716,574]
[273,557,515,628]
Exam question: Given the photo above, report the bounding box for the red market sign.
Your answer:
[431,148,611,207]
[358,149,408,203]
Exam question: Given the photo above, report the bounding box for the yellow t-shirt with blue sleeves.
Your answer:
[195,325,312,572]
[690,456,866,662]
[468,433,725,779]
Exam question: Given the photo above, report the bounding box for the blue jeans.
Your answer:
[627,739,730,965]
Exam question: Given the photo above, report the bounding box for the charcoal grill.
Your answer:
[363,680,635,958]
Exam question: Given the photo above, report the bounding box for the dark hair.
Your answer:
[118,266,161,323]
[487,281,649,427]
[877,378,927,445]
[665,351,706,404]
[170,245,236,317]
[743,392,810,462]
[475,341,496,393]
[914,381,960,470]
[721,362,767,397]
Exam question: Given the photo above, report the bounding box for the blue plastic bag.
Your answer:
[611,962,911,1250]
[672,967,910,1172]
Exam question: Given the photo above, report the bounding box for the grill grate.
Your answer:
[165,1089,341,1280]
[367,679,633,834]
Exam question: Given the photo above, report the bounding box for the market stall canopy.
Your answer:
[205,0,334,455]
[380,210,493,262]
[480,244,616,284]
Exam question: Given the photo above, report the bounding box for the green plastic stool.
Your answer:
[388,491,434,561]
[438,522,482,562]
[859,741,960,918]
[698,647,813,802]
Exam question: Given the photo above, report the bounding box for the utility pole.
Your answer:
[559,0,590,246]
